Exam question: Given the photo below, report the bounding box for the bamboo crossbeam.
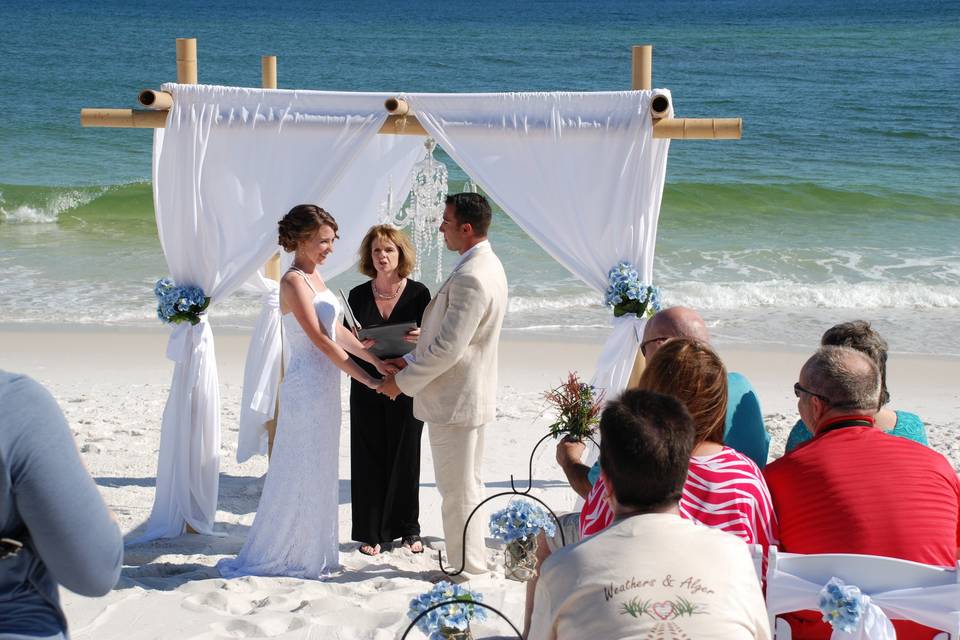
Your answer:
[79,107,740,139]
[653,117,741,139]
[80,39,743,140]
[138,89,173,110]
[384,97,408,116]
[651,92,671,119]
[80,108,169,128]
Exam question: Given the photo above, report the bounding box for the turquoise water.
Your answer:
[1,1,958,353]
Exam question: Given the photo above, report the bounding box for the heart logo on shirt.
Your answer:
[652,601,675,620]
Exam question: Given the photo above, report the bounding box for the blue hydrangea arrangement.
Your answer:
[154,278,210,326]
[818,577,867,633]
[408,581,487,639]
[489,499,557,544]
[604,261,662,318]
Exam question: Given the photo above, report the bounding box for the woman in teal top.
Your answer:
[786,409,927,452]
[784,320,928,453]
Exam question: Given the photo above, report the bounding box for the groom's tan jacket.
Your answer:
[395,241,508,427]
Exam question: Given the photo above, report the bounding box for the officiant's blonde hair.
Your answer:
[357,225,416,279]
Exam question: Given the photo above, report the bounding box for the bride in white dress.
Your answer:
[218,205,393,579]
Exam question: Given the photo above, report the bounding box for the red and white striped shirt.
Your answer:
[579,447,779,547]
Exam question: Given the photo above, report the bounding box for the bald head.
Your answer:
[801,346,881,413]
[641,307,710,358]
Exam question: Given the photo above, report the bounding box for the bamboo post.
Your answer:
[632,45,652,91]
[626,349,646,389]
[627,45,654,381]
[180,36,199,536]
[261,54,283,459]
[176,38,198,84]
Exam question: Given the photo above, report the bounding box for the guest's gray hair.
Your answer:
[803,345,881,412]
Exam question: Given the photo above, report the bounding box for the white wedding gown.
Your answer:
[218,283,342,579]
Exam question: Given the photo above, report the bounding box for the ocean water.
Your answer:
[1,0,958,354]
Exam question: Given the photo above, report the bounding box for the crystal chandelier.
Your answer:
[381,138,448,282]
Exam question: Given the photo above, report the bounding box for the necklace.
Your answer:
[373,279,404,300]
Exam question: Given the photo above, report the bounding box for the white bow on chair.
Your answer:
[766,569,960,639]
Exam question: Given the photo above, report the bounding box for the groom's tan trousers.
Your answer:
[429,423,487,575]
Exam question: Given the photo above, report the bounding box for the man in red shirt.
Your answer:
[765,346,960,640]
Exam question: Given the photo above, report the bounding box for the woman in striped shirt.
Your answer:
[580,338,778,547]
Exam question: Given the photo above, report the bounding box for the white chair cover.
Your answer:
[406,90,672,394]
[766,555,960,639]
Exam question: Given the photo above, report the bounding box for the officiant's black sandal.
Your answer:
[402,535,424,554]
[358,543,380,556]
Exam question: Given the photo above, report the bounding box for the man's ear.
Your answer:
[810,395,829,425]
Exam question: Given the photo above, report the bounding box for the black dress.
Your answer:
[347,279,431,546]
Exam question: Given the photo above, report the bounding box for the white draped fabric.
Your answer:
[406,90,671,394]
[235,135,424,462]
[766,565,960,639]
[141,84,406,540]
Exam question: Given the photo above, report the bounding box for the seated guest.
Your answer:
[528,389,771,640]
[785,319,927,452]
[525,339,777,636]
[580,339,777,544]
[584,306,768,480]
[765,346,960,640]
[0,371,123,639]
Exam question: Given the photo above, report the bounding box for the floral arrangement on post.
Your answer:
[604,260,662,319]
[544,372,605,441]
[489,499,557,582]
[154,278,210,326]
[408,581,487,640]
[818,578,867,634]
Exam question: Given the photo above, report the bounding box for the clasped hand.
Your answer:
[369,357,407,400]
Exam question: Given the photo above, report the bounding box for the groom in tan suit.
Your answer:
[379,192,508,576]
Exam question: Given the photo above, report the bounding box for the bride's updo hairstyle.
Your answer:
[278,204,339,252]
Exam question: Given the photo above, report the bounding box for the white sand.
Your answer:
[1,327,957,639]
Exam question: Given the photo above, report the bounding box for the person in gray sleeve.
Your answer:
[1,371,123,639]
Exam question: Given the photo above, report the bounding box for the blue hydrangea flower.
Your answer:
[154,278,209,325]
[489,499,557,543]
[603,261,661,319]
[408,581,486,638]
[818,578,866,634]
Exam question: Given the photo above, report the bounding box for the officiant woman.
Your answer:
[347,225,431,556]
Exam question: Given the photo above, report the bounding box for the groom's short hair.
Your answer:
[446,192,492,237]
[599,389,695,512]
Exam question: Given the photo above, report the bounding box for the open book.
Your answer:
[339,289,417,358]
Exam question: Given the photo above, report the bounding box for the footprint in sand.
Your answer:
[210,615,308,638]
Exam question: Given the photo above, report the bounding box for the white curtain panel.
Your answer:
[141,83,393,540]
[235,271,281,463]
[235,134,425,463]
[406,90,671,394]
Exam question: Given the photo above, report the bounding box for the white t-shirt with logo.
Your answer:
[528,512,771,640]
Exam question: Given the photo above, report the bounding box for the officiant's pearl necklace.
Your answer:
[373,279,404,300]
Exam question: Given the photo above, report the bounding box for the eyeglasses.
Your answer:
[794,382,831,404]
[640,336,670,357]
